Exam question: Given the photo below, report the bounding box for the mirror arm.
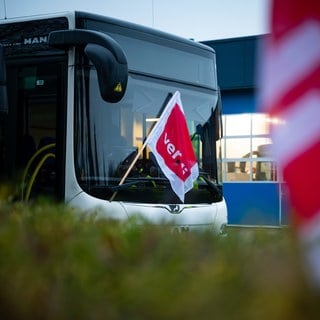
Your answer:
[48,29,127,65]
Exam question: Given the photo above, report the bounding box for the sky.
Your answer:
[0,0,270,41]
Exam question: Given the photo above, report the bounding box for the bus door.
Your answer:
[4,57,67,201]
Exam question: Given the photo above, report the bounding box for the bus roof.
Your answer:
[74,11,215,55]
[0,11,217,89]
[0,10,215,56]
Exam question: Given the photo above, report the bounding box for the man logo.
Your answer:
[169,204,180,214]
[24,36,48,45]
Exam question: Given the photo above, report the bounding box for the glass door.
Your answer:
[3,57,67,200]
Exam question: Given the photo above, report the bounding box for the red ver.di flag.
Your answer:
[259,0,320,287]
[146,91,199,203]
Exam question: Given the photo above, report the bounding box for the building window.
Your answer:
[220,113,277,182]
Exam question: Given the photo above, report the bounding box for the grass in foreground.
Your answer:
[0,199,319,319]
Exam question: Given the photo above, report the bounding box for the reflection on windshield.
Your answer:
[75,66,221,203]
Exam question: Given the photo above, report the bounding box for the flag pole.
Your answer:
[109,138,148,201]
[109,92,173,201]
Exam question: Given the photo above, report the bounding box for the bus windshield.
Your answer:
[75,64,221,204]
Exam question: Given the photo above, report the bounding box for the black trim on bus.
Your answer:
[0,17,69,57]
[128,70,218,93]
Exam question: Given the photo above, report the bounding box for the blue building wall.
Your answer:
[203,36,289,226]
[222,92,256,114]
[224,183,279,225]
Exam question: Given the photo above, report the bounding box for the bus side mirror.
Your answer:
[48,29,128,103]
[84,43,127,103]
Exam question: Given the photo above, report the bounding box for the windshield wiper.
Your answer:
[107,177,170,201]
[87,177,169,193]
[198,173,222,197]
[113,177,169,190]
[93,175,220,193]
[120,174,221,194]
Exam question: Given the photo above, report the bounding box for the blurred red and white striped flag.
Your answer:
[146,91,199,203]
[259,0,320,286]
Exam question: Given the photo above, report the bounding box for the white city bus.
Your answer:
[0,11,227,233]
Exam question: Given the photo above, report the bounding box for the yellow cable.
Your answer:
[21,143,56,200]
[25,153,56,201]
